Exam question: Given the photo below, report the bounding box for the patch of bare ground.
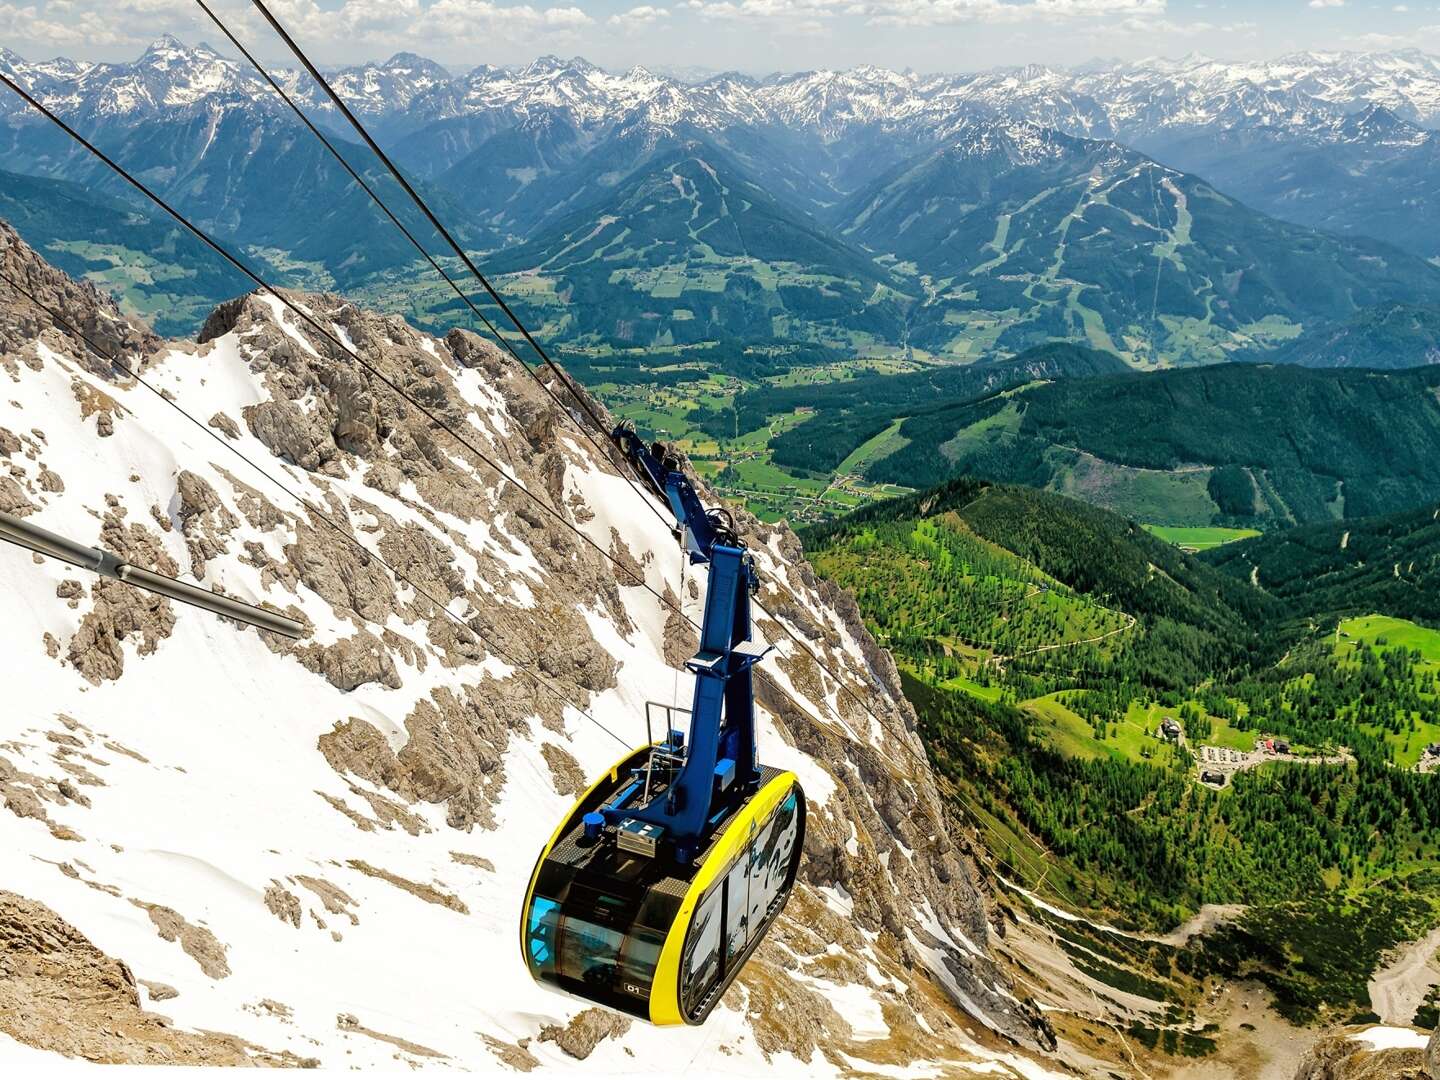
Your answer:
[140,979,178,1002]
[450,851,495,872]
[1162,982,1312,1080]
[0,890,311,1066]
[540,741,585,796]
[483,1033,539,1071]
[315,789,377,832]
[537,1008,631,1060]
[1369,925,1440,1026]
[245,999,293,1022]
[345,859,468,914]
[295,875,359,926]
[336,1012,446,1059]
[346,784,430,835]
[102,739,149,763]
[0,752,89,841]
[131,899,231,979]
[735,888,1039,1076]
[265,882,302,928]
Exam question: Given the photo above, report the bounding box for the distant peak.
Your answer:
[382,51,446,73]
[142,34,186,53]
[522,54,596,76]
[139,34,220,63]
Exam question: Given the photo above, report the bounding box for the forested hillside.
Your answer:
[1263,301,1440,369]
[1207,502,1440,624]
[847,361,1440,526]
[709,342,1128,472]
[0,168,249,334]
[803,478,1440,1021]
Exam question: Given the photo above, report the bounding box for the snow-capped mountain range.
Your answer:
[4,37,1440,142]
[4,36,1440,363]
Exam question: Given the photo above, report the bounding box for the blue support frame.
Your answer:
[608,428,768,860]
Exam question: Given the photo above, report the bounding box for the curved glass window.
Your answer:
[526,896,560,978]
[679,787,804,1020]
[526,887,664,1015]
[749,792,799,933]
[681,884,723,1017]
[724,850,751,963]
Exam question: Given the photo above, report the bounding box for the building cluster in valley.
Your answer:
[1152,716,1348,788]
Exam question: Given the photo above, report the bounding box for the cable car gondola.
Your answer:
[521,434,806,1025]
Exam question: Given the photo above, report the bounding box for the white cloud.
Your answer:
[609,4,671,29]
[864,0,1165,27]
[688,0,850,21]
[1307,0,1345,8]
[1114,15,1254,36]
[0,0,593,58]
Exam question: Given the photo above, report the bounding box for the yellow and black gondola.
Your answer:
[522,747,804,1024]
[521,431,807,1025]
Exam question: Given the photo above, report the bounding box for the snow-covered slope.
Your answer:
[0,223,1057,1074]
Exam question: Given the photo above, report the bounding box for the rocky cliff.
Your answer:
[0,221,1056,1075]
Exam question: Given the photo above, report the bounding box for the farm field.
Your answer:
[1142,524,1261,550]
[588,354,917,524]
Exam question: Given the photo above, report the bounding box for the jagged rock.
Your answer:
[174,470,238,575]
[541,742,585,796]
[67,578,177,685]
[0,890,298,1064]
[537,1008,631,1060]
[207,411,240,439]
[291,630,402,692]
[140,980,179,1002]
[132,901,230,980]
[263,883,302,929]
[3,785,48,823]
[0,474,34,516]
[1294,1035,1428,1079]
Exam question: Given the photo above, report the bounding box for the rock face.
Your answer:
[1293,1035,1430,1079]
[0,890,307,1065]
[0,220,1050,1075]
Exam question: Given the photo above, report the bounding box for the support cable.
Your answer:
[193,0,654,501]
[246,0,615,442]
[0,68,688,631]
[0,69,1126,932]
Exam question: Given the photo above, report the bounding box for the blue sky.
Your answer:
[4,0,1438,73]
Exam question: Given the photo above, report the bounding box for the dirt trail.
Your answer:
[1149,904,1247,947]
[1368,925,1440,1025]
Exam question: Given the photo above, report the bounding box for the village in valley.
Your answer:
[1151,714,1344,788]
[1149,713,1440,788]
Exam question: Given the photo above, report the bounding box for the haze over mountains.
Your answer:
[3,36,1440,365]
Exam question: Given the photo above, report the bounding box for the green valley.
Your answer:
[802,476,1440,1027]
